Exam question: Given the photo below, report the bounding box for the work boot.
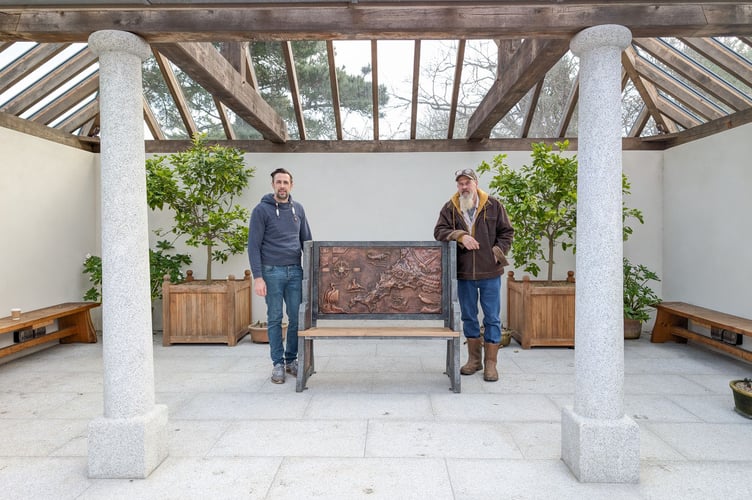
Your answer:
[460,337,484,375]
[271,363,285,384]
[483,342,500,382]
[285,359,298,377]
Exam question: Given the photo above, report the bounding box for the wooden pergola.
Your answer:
[1,1,751,153]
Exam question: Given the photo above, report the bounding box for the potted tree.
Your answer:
[730,378,752,419]
[476,140,643,348]
[623,257,661,339]
[146,133,256,346]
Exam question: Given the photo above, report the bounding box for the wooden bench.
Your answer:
[0,302,100,359]
[296,241,461,393]
[651,301,752,363]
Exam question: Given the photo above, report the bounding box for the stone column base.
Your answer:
[88,404,169,478]
[561,406,640,483]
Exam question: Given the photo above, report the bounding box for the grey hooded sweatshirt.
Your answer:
[247,193,312,279]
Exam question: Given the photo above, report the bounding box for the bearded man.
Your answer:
[433,168,514,382]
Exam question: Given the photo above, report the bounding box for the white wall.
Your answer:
[0,127,100,347]
[150,149,664,324]
[0,127,671,331]
[663,123,752,318]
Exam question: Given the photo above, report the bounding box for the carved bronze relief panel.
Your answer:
[317,245,443,314]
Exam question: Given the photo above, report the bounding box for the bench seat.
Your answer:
[0,302,99,359]
[297,326,461,392]
[651,301,752,363]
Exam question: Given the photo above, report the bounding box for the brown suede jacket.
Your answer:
[433,188,514,280]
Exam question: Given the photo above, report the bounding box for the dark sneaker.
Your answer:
[285,359,298,377]
[271,363,285,384]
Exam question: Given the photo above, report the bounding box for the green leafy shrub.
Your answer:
[623,257,661,322]
[476,140,643,283]
[146,133,255,280]
[83,240,191,302]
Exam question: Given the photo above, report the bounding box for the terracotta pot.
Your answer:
[249,324,287,344]
[623,318,642,339]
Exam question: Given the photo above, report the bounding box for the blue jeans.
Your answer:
[262,264,303,366]
[458,276,501,344]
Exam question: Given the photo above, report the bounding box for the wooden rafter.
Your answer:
[143,96,164,141]
[622,46,674,134]
[556,74,579,138]
[151,48,198,138]
[371,40,379,140]
[680,37,752,89]
[467,38,570,140]
[326,40,343,141]
[655,94,701,129]
[632,54,726,121]
[447,40,465,140]
[153,42,288,143]
[521,81,543,138]
[0,43,68,93]
[410,40,420,140]
[628,105,651,137]
[27,72,98,125]
[282,41,306,140]
[213,97,236,140]
[1,46,96,115]
[56,97,98,133]
[634,37,752,110]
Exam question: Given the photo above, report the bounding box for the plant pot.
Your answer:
[250,324,287,344]
[730,380,752,419]
[500,329,512,347]
[624,318,642,340]
[506,271,576,349]
[162,271,252,346]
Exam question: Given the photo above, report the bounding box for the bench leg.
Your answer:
[446,337,461,393]
[651,310,688,344]
[296,337,315,392]
[58,310,98,344]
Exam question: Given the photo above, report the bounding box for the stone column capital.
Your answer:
[570,24,631,56]
[88,30,151,61]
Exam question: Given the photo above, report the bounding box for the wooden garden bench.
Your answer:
[651,301,752,363]
[0,302,99,359]
[296,241,461,392]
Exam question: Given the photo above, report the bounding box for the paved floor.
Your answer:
[1,331,751,500]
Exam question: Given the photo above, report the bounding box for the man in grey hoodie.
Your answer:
[248,168,313,384]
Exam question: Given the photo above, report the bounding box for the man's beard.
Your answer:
[276,190,289,200]
[459,192,475,212]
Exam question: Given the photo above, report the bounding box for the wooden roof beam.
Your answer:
[409,40,420,140]
[520,80,543,138]
[467,37,570,140]
[326,40,343,141]
[2,4,752,42]
[0,43,67,93]
[631,54,726,121]
[680,37,752,89]
[153,42,288,143]
[634,37,752,110]
[447,39,465,140]
[27,72,98,125]
[622,46,674,134]
[282,41,306,140]
[152,49,198,138]
[2,45,96,115]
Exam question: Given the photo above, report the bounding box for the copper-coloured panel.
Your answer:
[318,246,443,314]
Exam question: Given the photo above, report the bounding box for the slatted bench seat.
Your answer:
[651,301,752,363]
[0,302,100,359]
[296,241,461,393]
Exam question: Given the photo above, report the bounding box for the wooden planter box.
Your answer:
[162,270,252,346]
[506,271,575,349]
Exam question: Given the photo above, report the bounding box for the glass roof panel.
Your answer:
[331,40,374,140]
